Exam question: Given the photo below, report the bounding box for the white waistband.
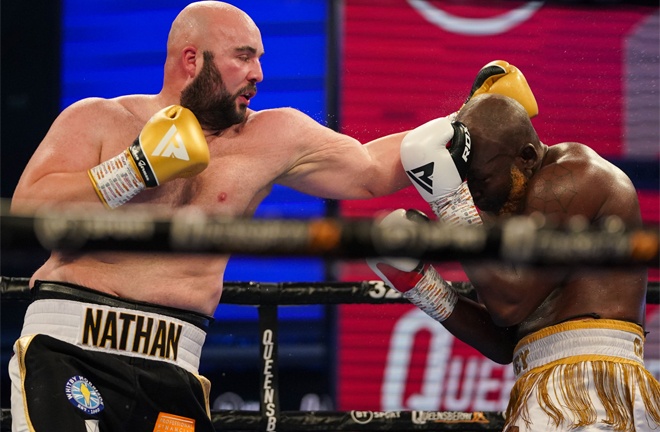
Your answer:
[21,299,207,374]
[512,320,645,378]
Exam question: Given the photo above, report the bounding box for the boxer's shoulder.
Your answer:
[56,96,140,128]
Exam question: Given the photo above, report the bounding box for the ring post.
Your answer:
[259,303,280,431]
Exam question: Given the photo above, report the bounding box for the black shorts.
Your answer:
[10,281,216,432]
[16,334,215,431]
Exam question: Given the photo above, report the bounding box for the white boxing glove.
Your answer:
[401,116,482,226]
[367,209,458,322]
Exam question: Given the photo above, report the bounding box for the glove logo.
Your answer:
[151,125,190,160]
[406,162,434,195]
[461,128,472,163]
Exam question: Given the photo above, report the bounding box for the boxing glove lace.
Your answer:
[89,105,210,208]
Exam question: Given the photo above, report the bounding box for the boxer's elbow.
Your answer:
[9,190,36,214]
[361,168,409,198]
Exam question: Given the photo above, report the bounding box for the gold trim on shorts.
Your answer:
[506,319,660,431]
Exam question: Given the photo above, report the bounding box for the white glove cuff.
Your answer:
[89,150,145,209]
[403,266,458,323]
[430,182,482,226]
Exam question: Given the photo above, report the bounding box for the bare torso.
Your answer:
[515,267,648,337]
[19,94,408,315]
[29,95,290,315]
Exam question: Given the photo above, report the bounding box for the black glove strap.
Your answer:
[447,121,471,180]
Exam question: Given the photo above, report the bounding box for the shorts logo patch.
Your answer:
[153,412,195,432]
[65,376,105,415]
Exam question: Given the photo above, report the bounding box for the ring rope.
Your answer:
[2,205,658,267]
[207,409,507,431]
[0,408,506,431]
[1,277,658,305]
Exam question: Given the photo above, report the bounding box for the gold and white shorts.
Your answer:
[505,319,660,432]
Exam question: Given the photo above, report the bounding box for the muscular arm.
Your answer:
[462,263,567,327]
[272,108,411,199]
[11,98,133,214]
[442,294,518,364]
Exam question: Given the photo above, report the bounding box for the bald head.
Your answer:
[161,1,264,100]
[168,2,260,53]
[456,93,538,155]
[456,94,544,215]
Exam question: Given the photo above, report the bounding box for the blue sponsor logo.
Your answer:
[65,376,105,415]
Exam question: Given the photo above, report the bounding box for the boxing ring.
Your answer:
[1,206,659,431]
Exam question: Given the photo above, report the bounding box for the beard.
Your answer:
[498,165,528,216]
[180,51,255,131]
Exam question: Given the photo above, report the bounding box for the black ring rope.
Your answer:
[1,277,659,431]
[2,277,659,305]
[2,205,658,267]
[0,409,506,431]
[207,409,507,431]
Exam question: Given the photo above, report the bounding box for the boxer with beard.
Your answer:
[8,1,415,430]
[8,1,537,430]
[370,93,659,431]
[180,50,253,133]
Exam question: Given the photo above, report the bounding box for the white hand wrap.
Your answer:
[403,265,458,323]
[430,182,482,226]
[88,151,145,209]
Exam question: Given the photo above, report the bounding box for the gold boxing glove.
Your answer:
[89,105,210,208]
[466,60,538,118]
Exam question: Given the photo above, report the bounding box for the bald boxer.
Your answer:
[9,1,537,430]
[371,94,660,431]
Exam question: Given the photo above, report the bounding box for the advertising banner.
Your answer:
[337,1,660,411]
[338,300,660,411]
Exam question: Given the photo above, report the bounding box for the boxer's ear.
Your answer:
[181,46,198,78]
[519,144,538,169]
